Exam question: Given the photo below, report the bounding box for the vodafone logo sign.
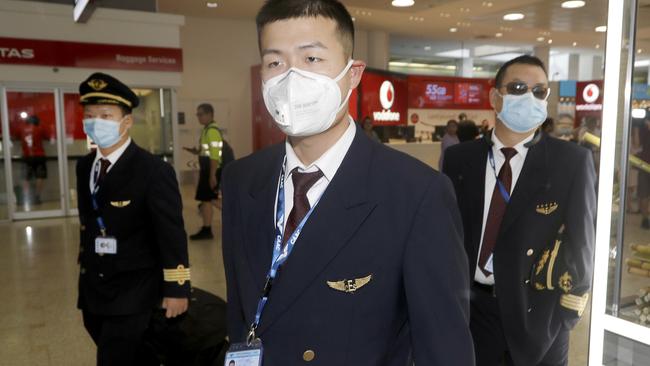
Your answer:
[379,81,395,110]
[374,80,400,122]
[583,83,600,104]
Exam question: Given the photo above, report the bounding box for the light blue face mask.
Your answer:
[83,117,126,148]
[497,92,548,133]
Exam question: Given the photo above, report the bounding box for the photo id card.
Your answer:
[95,236,117,255]
[225,340,263,366]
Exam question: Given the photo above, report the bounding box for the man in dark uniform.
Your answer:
[76,72,191,366]
[443,55,596,366]
[221,1,474,365]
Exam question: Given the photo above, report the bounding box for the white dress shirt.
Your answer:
[279,117,356,231]
[89,138,132,192]
[475,131,534,285]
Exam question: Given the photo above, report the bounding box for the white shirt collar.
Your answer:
[284,117,356,182]
[491,130,534,157]
[94,138,132,166]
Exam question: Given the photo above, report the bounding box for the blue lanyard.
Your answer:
[91,160,109,237]
[488,149,511,203]
[247,159,323,344]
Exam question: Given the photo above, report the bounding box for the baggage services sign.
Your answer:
[0,37,183,72]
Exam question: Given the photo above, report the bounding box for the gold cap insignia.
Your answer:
[536,202,558,215]
[88,79,108,91]
[327,274,372,294]
[110,200,131,208]
[559,271,574,293]
[163,264,191,285]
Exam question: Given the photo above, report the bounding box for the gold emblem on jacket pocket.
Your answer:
[536,202,558,215]
[327,274,372,294]
[110,200,131,208]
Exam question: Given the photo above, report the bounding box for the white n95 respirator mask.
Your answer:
[262,60,354,137]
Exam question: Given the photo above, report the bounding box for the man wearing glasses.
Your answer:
[443,55,596,366]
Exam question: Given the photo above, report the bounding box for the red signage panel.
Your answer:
[0,37,183,72]
[575,80,604,127]
[358,69,408,126]
[408,75,493,110]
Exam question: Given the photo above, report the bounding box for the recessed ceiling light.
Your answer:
[639,49,643,54]
[351,17,356,22]
[573,42,578,46]
[596,44,601,49]
[392,0,415,7]
[424,46,432,51]
[548,39,553,44]
[503,13,525,21]
[449,27,458,33]
[595,25,607,32]
[495,33,503,38]
[206,2,218,8]
[561,1,586,9]
[536,37,545,42]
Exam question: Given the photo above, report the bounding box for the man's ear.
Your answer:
[349,60,367,90]
[489,87,500,112]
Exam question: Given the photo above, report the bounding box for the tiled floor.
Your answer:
[2,184,646,365]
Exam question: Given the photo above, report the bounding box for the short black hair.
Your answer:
[197,103,214,116]
[495,55,548,87]
[118,105,132,116]
[457,120,480,142]
[446,119,458,127]
[256,0,355,58]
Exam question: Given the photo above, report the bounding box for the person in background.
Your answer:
[457,120,480,142]
[184,103,223,240]
[459,112,468,122]
[76,72,190,366]
[541,117,555,135]
[439,119,459,170]
[362,115,380,142]
[578,116,601,172]
[480,119,491,137]
[443,55,596,366]
[638,113,650,229]
[19,115,49,205]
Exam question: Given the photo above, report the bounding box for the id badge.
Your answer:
[485,253,494,273]
[225,340,263,366]
[95,236,117,255]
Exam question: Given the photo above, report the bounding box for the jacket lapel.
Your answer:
[257,127,377,334]
[242,144,285,295]
[499,135,549,235]
[95,142,139,202]
[463,140,489,259]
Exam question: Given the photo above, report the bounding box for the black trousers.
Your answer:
[82,310,159,366]
[470,286,570,366]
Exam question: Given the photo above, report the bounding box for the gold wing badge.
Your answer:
[536,202,558,215]
[327,274,372,294]
[110,200,131,208]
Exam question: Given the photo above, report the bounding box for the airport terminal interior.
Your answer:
[1,0,650,365]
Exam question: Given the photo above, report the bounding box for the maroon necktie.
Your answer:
[97,158,111,182]
[478,147,517,276]
[283,169,324,245]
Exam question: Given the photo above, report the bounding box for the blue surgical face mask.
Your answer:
[497,92,548,133]
[83,117,127,148]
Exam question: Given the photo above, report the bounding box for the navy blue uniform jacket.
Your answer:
[443,134,596,365]
[221,125,475,365]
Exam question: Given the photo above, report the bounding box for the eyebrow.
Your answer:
[298,41,328,51]
[261,41,328,57]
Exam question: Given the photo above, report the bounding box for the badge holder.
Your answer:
[224,334,263,366]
